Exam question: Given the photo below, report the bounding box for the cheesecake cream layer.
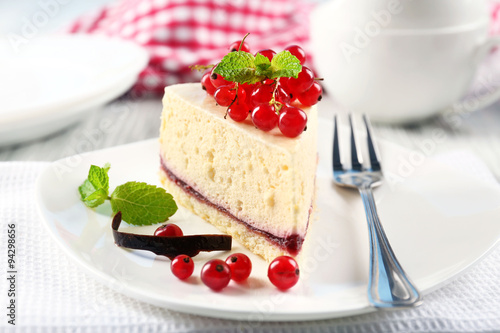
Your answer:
[159,161,311,255]
[159,83,317,259]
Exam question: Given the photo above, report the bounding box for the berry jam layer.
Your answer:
[160,157,308,255]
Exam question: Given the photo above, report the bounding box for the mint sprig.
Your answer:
[78,164,178,225]
[213,50,302,84]
[78,163,110,208]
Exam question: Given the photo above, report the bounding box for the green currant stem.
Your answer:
[270,79,282,115]
[224,83,240,119]
[239,33,250,52]
[189,64,215,71]
[274,101,283,114]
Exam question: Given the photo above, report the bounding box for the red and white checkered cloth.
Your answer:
[67,0,312,96]
[491,1,500,34]
[68,0,500,96]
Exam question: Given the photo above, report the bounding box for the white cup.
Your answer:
[311,0,500,123]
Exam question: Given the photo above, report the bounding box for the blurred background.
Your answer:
[0,0,323,33]
[0,0,114,34]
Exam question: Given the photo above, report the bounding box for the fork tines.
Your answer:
[333,114,381,172]
[349,115,363,171]
[363,115,381,171]
[332,115,343,171]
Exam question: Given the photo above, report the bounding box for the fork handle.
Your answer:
[359,185,422,308]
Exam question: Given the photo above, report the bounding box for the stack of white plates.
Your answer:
[0,34,149,146]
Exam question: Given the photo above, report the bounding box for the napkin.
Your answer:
[1,154,500,332]
[66,0,312,96]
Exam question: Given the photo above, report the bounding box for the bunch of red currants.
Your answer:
[201,41,322,138]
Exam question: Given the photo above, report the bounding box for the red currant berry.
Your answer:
[250,84,274,107]
[214,86,236,107]
[298,81,323,106]
[284,45,306,65]
[278,81,296,102]
[263,79,276,85]
[201,72,217,96]
[252,104,278,131]
[279,77,290,91]
[171,255,194,280]
[276,85,292,104]
[229,40,250,53]
[210,66,233,88]
[279,78,293,95]
[154,223,183,237]
[201,259,231,291]
[225,253,252,282]
[228,100,250,122]
[241,82,258,105]
[284,66,315,94]
[278,106,308,138]
[255,49,276,61]
[241,82,257,91]
[268,256,300,290]
[235,85,247,104]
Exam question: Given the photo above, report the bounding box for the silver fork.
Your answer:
[333,114,422,308]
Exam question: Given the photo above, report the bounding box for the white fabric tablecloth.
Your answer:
[1,161,500,333]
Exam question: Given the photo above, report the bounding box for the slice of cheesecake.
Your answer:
[159,83,317,262]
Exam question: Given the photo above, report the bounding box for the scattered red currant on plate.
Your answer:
[201,259,232,291]
[171,255,194,280]
[268,256,300,290]
[225,253,252,282]
[154,223,183,237]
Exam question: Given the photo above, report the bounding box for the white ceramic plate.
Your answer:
[0,34,149,146]
[35,120,500,321]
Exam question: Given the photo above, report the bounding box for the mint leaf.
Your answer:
[110,182,178,226]
[213,51,262,84]
[254,53,272,77]
[269,50,302,79]
[81,187,108,207]
[212,46,302,84]
[79,164,110,208]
